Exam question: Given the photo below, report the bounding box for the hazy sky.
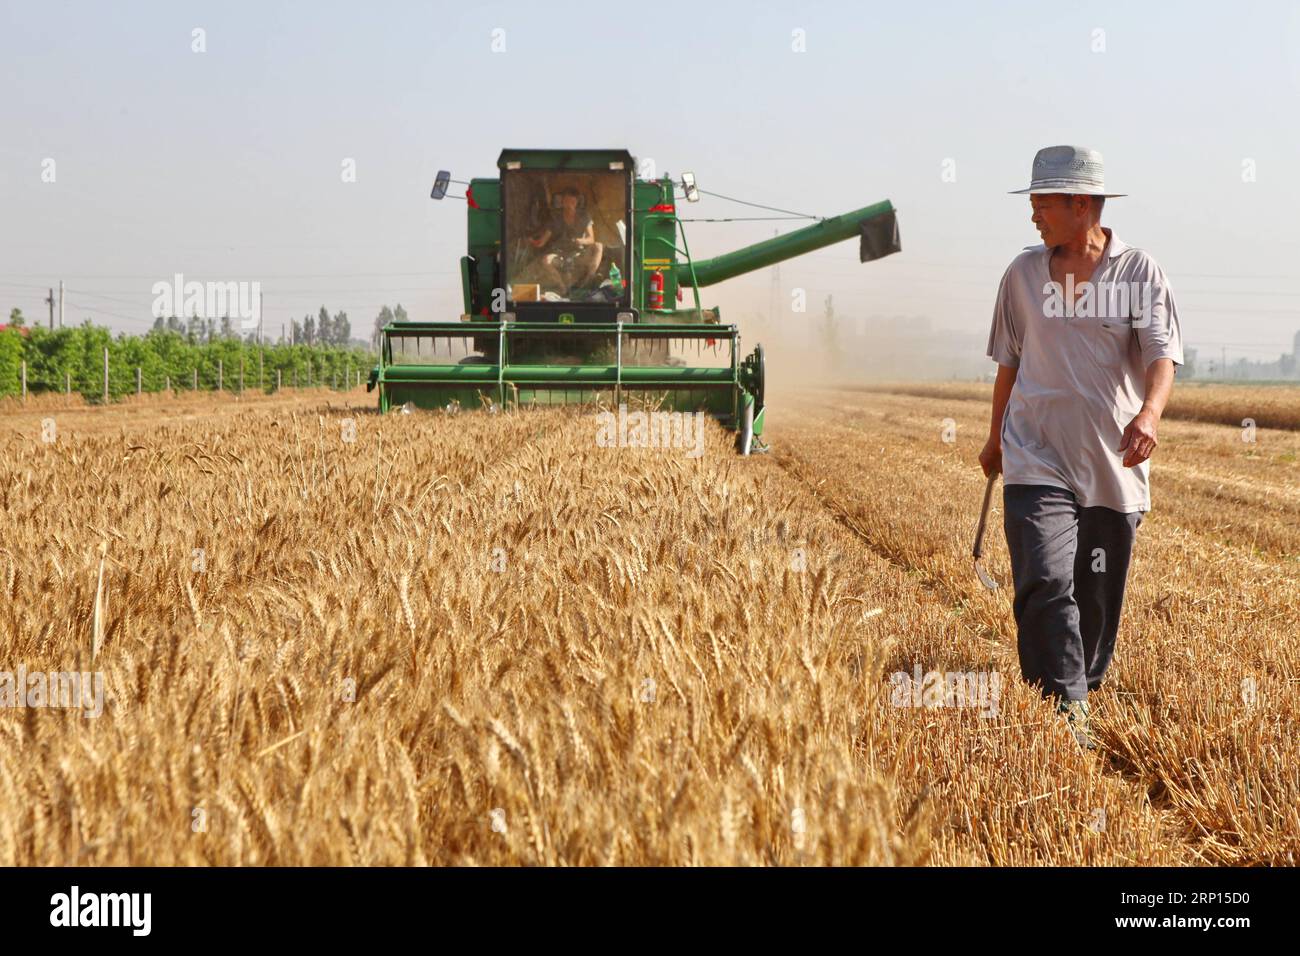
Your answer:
[3,0,1298,364]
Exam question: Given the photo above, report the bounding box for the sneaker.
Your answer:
[1057,698,1096,751]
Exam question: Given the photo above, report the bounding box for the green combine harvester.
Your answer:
[368,149,900,454]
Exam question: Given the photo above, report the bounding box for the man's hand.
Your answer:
[1119,409,1159,467]
[979,435,1002,477]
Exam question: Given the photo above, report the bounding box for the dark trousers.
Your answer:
[1002,484,1143,702]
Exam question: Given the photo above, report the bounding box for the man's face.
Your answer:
[561,194,578,214]
[1030,193,1089,246]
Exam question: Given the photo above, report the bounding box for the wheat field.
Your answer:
[0,382,1296,865]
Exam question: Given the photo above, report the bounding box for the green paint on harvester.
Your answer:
[368,148,900,455]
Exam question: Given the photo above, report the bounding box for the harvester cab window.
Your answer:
[504,171,628,305]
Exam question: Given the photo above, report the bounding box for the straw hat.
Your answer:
[1009,145,1126,197]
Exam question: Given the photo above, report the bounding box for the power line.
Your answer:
[680,216,810,222]
[695,189,823,221]
[3,282,456,299]
[63,299,141,325]
[0,270,455,280]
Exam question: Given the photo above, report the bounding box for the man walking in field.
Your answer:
[979,145,1184,749]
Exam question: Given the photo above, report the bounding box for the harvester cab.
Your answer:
[368,148,901,454]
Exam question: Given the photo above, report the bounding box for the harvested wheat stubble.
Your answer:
[770,386,1300,865]
[0,386,1292,865]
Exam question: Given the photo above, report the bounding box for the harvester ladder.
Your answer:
[639,209,703,315]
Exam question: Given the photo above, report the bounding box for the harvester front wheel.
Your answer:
[736,394,754,456]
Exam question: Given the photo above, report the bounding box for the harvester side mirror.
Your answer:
[681,172,699,203]
[431,170,451,200]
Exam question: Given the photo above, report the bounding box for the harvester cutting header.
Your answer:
[368,148,901,453]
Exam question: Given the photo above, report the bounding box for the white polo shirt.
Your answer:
[986,228,1184,513]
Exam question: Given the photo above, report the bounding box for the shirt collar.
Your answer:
[1033,227,1129,260]
[1101,227,1129,258]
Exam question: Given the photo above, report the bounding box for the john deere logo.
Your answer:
[559,313,575,324]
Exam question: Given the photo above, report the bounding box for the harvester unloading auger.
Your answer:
[367,149,901,454]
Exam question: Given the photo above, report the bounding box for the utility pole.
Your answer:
[58,280,64,328]
[45,288,54,329]
[259,290,264,346]
[1222,346,1227,381]
[822,294,836,357]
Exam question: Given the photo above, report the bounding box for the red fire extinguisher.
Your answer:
[648,269,664,311]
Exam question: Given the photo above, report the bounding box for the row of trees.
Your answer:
[145,305,355,347]
[372,304,410,349]
[10,300,413,351]
[0,322,375,400]
[291,306,352,347]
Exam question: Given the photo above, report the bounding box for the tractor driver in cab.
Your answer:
[526,186,604,296]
